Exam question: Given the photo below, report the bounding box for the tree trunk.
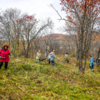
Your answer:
[79,53,83,73]
[83,58,87,74]
[96,48,100,61]
[79,35,83,73]
[96,48,100,67]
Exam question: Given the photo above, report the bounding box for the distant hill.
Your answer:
[40,34,72,41]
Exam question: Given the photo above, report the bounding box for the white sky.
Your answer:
[0,0,66,34]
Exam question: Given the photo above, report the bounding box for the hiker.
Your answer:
[0,45,11,69]
[89,55,95,72]
[36,50,42,64]
[65,52,69,63]
[97,58,100,67]
[48,50,59,66]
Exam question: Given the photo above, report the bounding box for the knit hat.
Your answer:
[89,55,92,57]
[3,45,8,48]
[4,45,8,47]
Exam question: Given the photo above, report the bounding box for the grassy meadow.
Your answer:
[0,56,100,100]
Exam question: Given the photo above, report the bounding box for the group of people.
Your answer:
[36,50,69,66]
[36,50,100,72]
[0,45,68,69]
[36,50,61,66]
[0,44,99,71]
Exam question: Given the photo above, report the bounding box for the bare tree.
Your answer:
[17,16,53,58]
[0,8,21,57]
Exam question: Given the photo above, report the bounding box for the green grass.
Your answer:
[0,57,100,100]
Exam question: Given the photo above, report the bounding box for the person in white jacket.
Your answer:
[48,50,59,66]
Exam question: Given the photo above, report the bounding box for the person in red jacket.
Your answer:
[0,45,11,69]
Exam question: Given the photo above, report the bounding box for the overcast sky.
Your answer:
[0,0,66,34]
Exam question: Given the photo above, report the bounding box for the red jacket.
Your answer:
[0,48,10,62]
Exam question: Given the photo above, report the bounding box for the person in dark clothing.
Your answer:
[0,45,11,69]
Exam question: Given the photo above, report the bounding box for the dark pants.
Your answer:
[89,65,94,72]
[48,59,50,64]
[51,60,55,66]
[0,62,8,69]
[65,59,69,63]
[89,65,94,69]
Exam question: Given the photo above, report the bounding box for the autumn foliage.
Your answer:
[16,15,37,23]
[59,0,100,73]
[60,0,100,26]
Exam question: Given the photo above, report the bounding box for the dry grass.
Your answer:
[0,56,100,100]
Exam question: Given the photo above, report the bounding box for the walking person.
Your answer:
[48,50,59,66]
[36,50,42,64]
[65,53,69,63]
[89,55,95,72]
[0,45,11,69]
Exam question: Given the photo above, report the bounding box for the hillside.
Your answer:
[0,57,100,100]
[40,34,73,41]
